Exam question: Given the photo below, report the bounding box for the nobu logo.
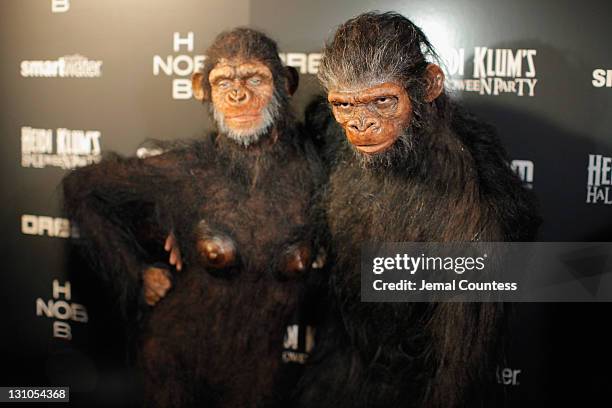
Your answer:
[35,280,88,341]
[152,32,205,100]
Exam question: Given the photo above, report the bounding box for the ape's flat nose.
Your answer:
[227,89,248,104]
[347,117,377,132]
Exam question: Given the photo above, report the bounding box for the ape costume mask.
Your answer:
[294,12,540,408]
[63,28,323,408]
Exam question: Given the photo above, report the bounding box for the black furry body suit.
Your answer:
[293,100,540,408]
[63,124,324,407]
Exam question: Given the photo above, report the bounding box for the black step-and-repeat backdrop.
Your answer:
[1,0,611,406]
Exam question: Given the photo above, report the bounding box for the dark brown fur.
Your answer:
[292,12,540,408]
[63,28,324,408]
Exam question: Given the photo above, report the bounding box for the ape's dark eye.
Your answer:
[375,96,393,105]
[332,101,351,109]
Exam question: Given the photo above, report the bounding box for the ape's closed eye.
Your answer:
[248,77,262,86]
[217,79,232,89]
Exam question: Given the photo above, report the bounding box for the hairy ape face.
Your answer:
[205,58,278,145]
[189,29,298,148]
[325,68,445,170]
[328,82,413,154]
[327,64,444,156]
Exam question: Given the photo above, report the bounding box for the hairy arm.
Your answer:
[62,150,189,319]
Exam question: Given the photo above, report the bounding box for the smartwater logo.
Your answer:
[592,69,612,88]
[443,47,538,96]
[496,366,521,386]
[21,54,102,78]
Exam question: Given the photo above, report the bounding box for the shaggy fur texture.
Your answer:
[292,12,540,408]
[63,28,325,408]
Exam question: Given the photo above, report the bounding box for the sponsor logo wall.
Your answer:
[444,47,538,97]
[593,69,612,88]
[1,0,611,406]
[21,126,102,169]
[20,54,102,78]
[153,32,205,100]
[587,154,612,204]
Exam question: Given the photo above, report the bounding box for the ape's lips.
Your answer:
[226,114,262,123]
[353,141,392,154]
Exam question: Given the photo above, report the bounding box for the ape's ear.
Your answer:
[285,66,299,96]
[424,64,445,102]
[192,72,208,102]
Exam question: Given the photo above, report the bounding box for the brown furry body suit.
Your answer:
[292,99,540,408]
[63,125,324,407]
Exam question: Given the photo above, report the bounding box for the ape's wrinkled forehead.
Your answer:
[318,11,435,91]
[205,28,284,77]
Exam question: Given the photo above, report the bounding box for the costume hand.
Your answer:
[164,232,183,271]
[143,266,173,306]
